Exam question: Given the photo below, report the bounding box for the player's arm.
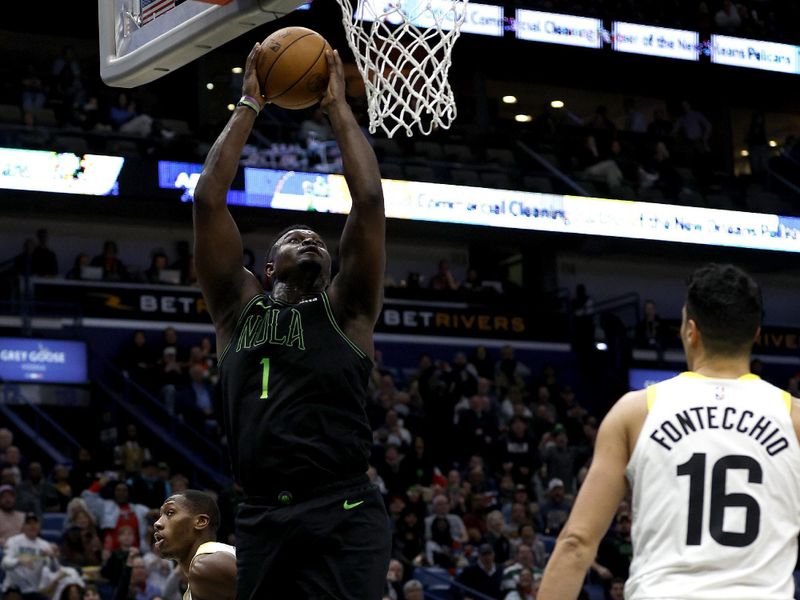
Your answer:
[188,553,237,600]
[193,42,264,352]
[324,50,386,353]
[538,391,645,600]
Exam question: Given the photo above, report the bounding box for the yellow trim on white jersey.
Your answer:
[183,541,236,600]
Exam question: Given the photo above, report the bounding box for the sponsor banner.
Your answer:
[629,368,681,390]
[0,148,124,196]
[354,0,503,36]
[515,9,603,48]
[711,35,800,74]
[32,279,211,323]
[0,337,88,384]
[612,22,699,61]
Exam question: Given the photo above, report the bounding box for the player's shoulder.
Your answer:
[188,549,236,600]
[599,389,649,454]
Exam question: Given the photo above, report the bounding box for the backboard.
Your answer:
[99,0,307,88]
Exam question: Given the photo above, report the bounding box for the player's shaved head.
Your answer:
[170,490,220,535]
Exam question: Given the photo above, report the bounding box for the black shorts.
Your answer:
[235,476,391,600]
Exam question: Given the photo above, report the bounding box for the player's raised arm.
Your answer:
[538,391,644,600]
[323,50,386,347]
[193,42,264,351]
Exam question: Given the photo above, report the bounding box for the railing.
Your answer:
[516,140,589,196]
[0,384,78,466]
[93,353,231,488]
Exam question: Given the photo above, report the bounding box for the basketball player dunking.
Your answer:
[192,43,391,598]
[153,491,236,600]
[539,263,800,599]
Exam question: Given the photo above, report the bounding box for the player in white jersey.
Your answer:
[539,263,800,600]
[153,490,236,600]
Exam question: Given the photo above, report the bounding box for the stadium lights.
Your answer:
[227,103,236,111]
[550,100,565,108]
[515,114,533,122]
[595,342,608,351]
[206,83,214,90]
[741,149,750,157]
[769,140,778,147]
[232,67,243,74]
[502,95,518,104]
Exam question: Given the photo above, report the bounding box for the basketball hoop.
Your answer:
[334,0,468,138]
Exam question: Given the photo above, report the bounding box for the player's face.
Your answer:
[153,497,196,559]
[273,229,331,275]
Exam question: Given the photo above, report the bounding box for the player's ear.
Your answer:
[752,325,761,343]
[685,318,700,348]
[264,262,274,289]
[194,513,210,531]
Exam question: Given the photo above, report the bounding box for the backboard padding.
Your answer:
[99,0,307,88]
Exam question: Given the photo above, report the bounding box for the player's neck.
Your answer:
[689,353,751,379]
[271,279,325,304]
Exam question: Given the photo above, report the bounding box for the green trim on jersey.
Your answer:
[217,294,265,367]
[320,291,367,359]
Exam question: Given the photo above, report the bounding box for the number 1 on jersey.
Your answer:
[260,358,270,399]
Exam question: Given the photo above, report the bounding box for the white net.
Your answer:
[335,0,468,138]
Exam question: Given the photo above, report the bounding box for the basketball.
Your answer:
[257,27,332,110]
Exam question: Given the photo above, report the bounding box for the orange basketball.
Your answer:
[256,27,331,110]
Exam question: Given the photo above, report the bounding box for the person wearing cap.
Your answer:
[1,513,58,597]
[0,485,25,546]
[453,543,502,599]
[538,479,572,536]
[401,579,424,600]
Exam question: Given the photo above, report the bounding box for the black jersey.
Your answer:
[218,291,373,496]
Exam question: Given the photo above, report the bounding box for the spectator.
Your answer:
[399,436,436,489]
[501,544,540,592]
[82,584,102,600]
[111,549,161,600]
[0,429,12,462]
[39,563,85,600]
[21,64,47,113]
[596,511,634,584]
[31,230,58,277]
[576,134,625,190]
[155,346,185,415]
[143,251,169,285]
[402,579,424,600]
[113,425,152,478]
[746,110,770,181]
[394,508,425,564]
[12,239,36,280]
[3,447,23,486]
[90,241,129,282]
[622,97,647,133]
[426,494,468,544]
[50,465,72,513]
[429,259,459,291]
[634,299,668,354]
[456,395,499,465]
[503,567,539,600]
[17,463,61,516]
[64,254,90,280]
[0,485,25,546]
[384,558,404,600]
[176,365,218,435]
[2,513,58,597]
[119,331,156,388]
[647,108,673,140]
[495,345,531,398]
[714,0,742,31]
[608,577,626,600]
[61,499,102,568]
[538,478,573,536]
[453,543,502,600]
[469,346,495,381]
[81,478,154,553]
[425,516,458,570]
[541,424,590,494]
[127,461,167,510]
[672,100,712,154]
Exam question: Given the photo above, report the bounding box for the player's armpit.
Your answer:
[189,553,237,600]
[539,390,646,600]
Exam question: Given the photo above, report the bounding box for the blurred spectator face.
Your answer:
[154,254,167,269]
[511,417,527,437]
[114,482,130,505]
[27,463,43,483]
[0,428,12,450]
[432,495,450,516]
[413,436,425,455]
[549,484,565,503]
[537,386,550,402]
[468,468,485,488]
[117,525,135,550]
[447,470,460,487]
[0,488,16,510]
[510,503,526,523]
[200,337,213,354]
[520,524,535,545]
[644,300,656,319]
[516,544,533,567]
[385,410,398,427]
[74,510,91,529]
[83,588,101,600]
[164,327,178,346]
[475,346,487,359]
[468,395,482,412]
[190,346,203,362]
[477,378,491,395]
[130,557,147,584]
[22,517,40,539]
[171,474,189,493]
[518,568,534,589]
[419,354,432,370]
[62,585,83,600]
[5,447,20,466]
[133,331,146,346]
[486,510,504,533]
[1,468,14,485]
[387,559,403,582]
[610,581,625,600]
[388,496,405,516]
[555,432,568,448]
[189,364,205,382]
[478,548,495,570]
[617,513,632,537]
